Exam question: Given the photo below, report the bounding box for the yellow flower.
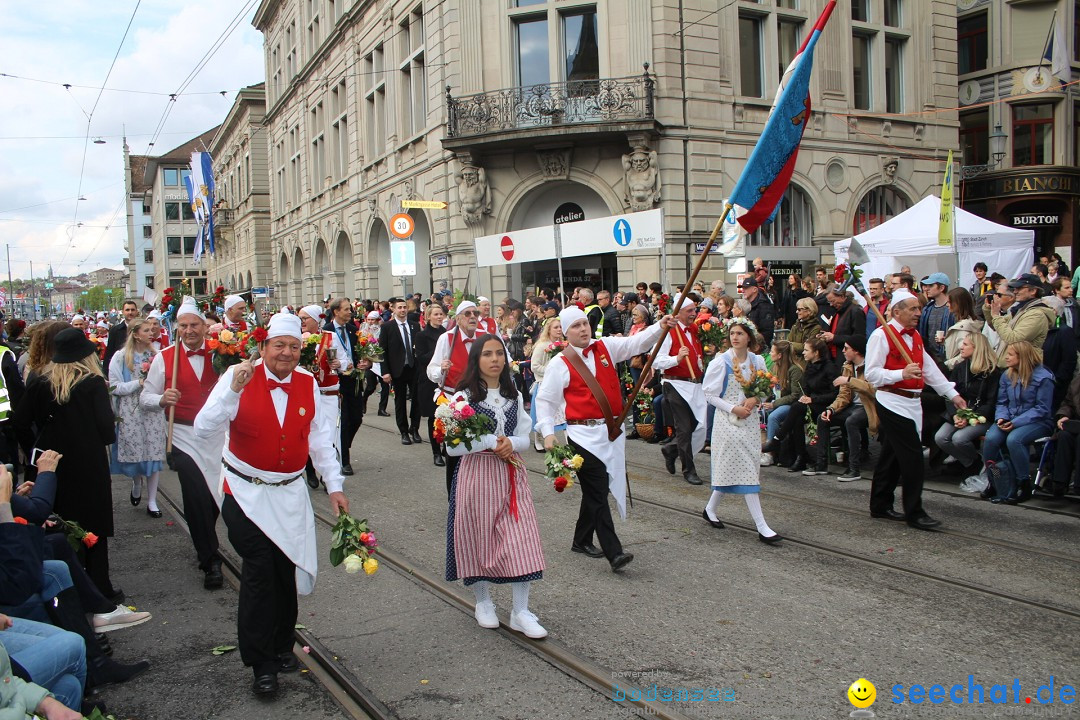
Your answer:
[450,438,461,445]
[570,455,584,470]
[219,329,234,343]
[363,557,379,575]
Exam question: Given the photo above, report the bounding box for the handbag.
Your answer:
[985,459,1016,500]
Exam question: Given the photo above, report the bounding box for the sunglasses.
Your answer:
[460,310,479,317]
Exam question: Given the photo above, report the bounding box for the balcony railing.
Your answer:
[446,64,655,139]
[214,207,234,226]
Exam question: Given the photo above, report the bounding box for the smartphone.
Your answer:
[30,448,44,466]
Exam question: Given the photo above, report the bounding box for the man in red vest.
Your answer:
[653,296,708,485]
[194,312,349,697]
[865,289,965,530]
[535,306,676,572]
[141,297,227,588]
[223,295,249,332]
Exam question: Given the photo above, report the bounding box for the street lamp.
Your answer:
[961,124,1008,179]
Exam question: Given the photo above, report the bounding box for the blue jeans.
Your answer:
[934,421,989,467]
[2,617,86,710]
[765,404,791,440]
[40,559,74,602]
[982,423,1051,486]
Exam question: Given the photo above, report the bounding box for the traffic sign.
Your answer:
[390,240,417,276]
[613,219,632,246]
[500,235,515,261]
[390,213,415,239]
[401,199,448,210]
[559,208,664,258]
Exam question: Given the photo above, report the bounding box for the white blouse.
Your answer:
[702,349,766,414]
[444,385,532,457]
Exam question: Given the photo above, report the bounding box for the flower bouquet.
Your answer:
[328,511,379,576]
[353,330,384,365]
[546,340,568,358]
[656,292,672,316]
[804,405,818,446]
[955,408,988,425]
[739,368,779,402]
[207,324,250,375]
[433,399,494,450]
[694,315,727,360]
[544,444,583,492]
[634,388,656,425]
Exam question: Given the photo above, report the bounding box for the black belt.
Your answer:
[223,461,302,487]
[663,374,703,384]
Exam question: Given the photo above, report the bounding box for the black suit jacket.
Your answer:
[378,318,421,379]
[102,321,128,373]
[828,301,865,356]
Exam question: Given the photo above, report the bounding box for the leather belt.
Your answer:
[663,374,702,384]
[173,419,194,427]
[567,418,606,427]
[881,386,922,399]
[319,389,340,396]
[223,461,302,487]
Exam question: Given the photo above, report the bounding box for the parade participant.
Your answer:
[865,289,965,529]
[476,297,498,335]
[194,312,349,696]
[140,298,227,588]
[379,298,423,445]
[69,315,88,336]
[427,301,484,494]
[358,310,389,417]
[108,319,166,516]
[653,297,707,485]
[415,303,448,466]
[325,298,365,473]
[535,306,675,572]
[223,295,248,332]
[145,309,168,350]
[445,335,547,638]
[103,300,139,372]
[701,318,781,542]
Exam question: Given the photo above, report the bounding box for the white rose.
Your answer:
[978,416,987,424]
[343,554,364,574]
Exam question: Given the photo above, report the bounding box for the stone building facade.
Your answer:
[252,0,960,304]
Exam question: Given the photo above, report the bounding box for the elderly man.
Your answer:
[476,296,497,335]
[741,278,775,347]
[141,298,227,588]
[195,313,349,697]
[223,295,248,332]
[821,289,864,360]
[988,273,1056,363]
[594,290,623,337]
[865,289,965,530]
[535,307,676,572]
[653,297,707,485]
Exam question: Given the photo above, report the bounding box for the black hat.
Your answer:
[541,301,560,312]
[623,292,639,303]
[52,327,98,364]
[740,277,758,288]
[1007,273,1043,290]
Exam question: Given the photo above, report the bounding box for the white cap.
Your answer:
[147,309,161,320]
[266,312,302,340]
[176,297,204,320]
[559,306,587,332]
[888,289,918,311]
[455,301,477,316]
[476,296,490,304]
[224,295,245,311]
[71,314,85,323]
[299,305,324,322]
[674,295,696,313]
[366,310,381,320]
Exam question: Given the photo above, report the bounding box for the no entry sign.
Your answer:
[500,235,515,261]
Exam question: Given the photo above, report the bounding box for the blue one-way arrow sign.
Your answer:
[613,218,632,246]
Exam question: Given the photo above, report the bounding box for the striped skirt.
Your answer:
[446,451,545,585]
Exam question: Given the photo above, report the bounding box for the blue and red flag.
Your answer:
[728,0,836,234]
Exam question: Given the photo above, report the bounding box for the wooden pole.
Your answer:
[164,322,181,454]
[851,276,914,365]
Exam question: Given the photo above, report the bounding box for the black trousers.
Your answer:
[663,387,699,476]
[363,371,389,413]
[392,366,421,434]
[870,401,927,519]
[339,376,364,466]
[171,447,220,571]
[445,452,459,498]
[44,533,114,614]
[222,494,296,677]
[569,442,623,561]
[1053,429,1080,492]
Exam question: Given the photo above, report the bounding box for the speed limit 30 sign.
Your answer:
[390,213,415,239]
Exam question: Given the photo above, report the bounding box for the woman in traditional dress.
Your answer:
[701,318,781,544]
[445,335,547,639]
[108,319,167,517]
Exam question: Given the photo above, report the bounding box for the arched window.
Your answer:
[852,185,910,234]
[748,185,814,246]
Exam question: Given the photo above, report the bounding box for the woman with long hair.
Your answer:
[935,333,1000,478]
[943,287,983,368]
[14,328,119,599]
[787,297,823,354]
[761,336,838,472]
[445,335,546,638]
[21,321,67,382]
[529,318,566,451]
[981,341,1055,503]
[415,302,448,466]
[760,340,804,467]
[108,319,167,516]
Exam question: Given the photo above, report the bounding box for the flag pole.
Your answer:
[1035,9,1057,83]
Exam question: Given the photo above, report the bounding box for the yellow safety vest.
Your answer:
[583,304,603,339]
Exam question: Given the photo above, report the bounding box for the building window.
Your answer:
[142,200,151,214]
[192,278,208,295]
[143,249,153,263]
[739,14,764,98]
[289,125,302,202]
[851,0,869,22]
[884,37,903,113]
[331,81,349,179]
[883,0,901,28]
[563,8,598,84]
[777,0,798,8]
[183,237,197,255]
[167,236,182,255]
[777,18,803,81]
[1012,103,1054,166]
[852,33,872,110]
[275,139,287,213]
[145,276,154,290]
[310,101,325,191]
[165,202,180,221]
[399,5,427,137]
[515,16,549,87]
[364,45,386,158]
[748,186,814,247]
[853,186,910,234]
[850,5,908,113]
[960,109,989,166]
[286,20,297,79]
[142,225,152,238]
[271,43,282,102]
[958,13,988,75]
[306,0,320,56]
[328,0,343,24]
[163,168,179,186]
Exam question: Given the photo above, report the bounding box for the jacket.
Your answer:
[1042,325,1077,412]
[801,358,839,408]
[827,300,865,357]
[1054,373,1080,420]
[787,317,823,354]
[747,293,775,347]
[995,366,1055,430]
[917,301,956,360]
[825,361,879,434]
[378,318,422,379]
[947,358,1001,424]
[0,638,49,720]
[774,363,805,407]
[943,318,985,369]
[990,298,1056,364]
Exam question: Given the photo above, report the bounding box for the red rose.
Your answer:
[82,532,99,548]
[554,477,568,492]
[251,327,268,343]
[12,517,27,525]
[834,264,847,284]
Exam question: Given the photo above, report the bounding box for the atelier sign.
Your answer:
[553,202,585,225]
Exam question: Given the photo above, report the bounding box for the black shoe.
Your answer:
[702,508,724,529]
[129,482,141,507]
[627,429,640,440]
[410,430,423,443]
[786,457,807,472]
[870,509,906,521]
[433,455,446,467]
[89,657,150,688]
[278,653,299,673]
[645,434,661,444]
[378,409,391,417]
[341,464,355,476]
[661,445,677,475]
[979,484,995,500]
[1015,481,1032,503]
[571,543,605,558]
[204,560,223,590]
[761,438,780,455]
[659,435,674,445]
[306,468,320,489]
[146,507,163,518]
[609,552,634,572]
[758,532,783,544]
[252,673,278,696]
[907,515,941,531]
[684,471,703,485]
[401,433,413,445]
[95,633,113,657]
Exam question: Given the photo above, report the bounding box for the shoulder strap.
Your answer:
[438,331,457,395]
[562,344,621,441]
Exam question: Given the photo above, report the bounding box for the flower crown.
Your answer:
[723,316,759,336]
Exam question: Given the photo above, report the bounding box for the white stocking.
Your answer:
[471,581,491,606]
[131,476,142,500]
[511,582,530,615]
[146,472,160,512]
[744,493,775,537]
[704,490,723,522]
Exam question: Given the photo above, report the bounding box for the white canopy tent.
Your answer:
[834,195,1034,293]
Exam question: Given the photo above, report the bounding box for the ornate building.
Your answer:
[252,0,961,302]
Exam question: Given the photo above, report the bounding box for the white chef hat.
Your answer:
[266,312,302,340]
[476,296,490,304]
[299,304,324,322]
[366,310,381,320]
[176,297,204,320]
[455,301,477,316]
[559,306,588,331]
[71,314,85,323]
[224,295,245,311]
[888,289,918,311]
[674,295,696,313]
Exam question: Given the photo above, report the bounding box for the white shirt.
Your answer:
[426,328,480,390]
[652,322,701,374]
[443,387,532,457]
[653,322,708,453]
[865,319,956,432]
[702,349,767,414]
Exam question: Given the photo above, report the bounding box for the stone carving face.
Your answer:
[462,168,479,185]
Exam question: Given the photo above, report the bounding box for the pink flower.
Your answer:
[460,405,476,418]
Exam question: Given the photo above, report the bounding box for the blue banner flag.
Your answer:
[185,152,216,263]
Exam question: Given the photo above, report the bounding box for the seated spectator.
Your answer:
[1052,372,1080,498]
[935,333,1001,478]
[787,297,823,354]
[805,338,876,481]
[0,631,82,720]
[1,614,85,715]
[1042,296,1078,410]
[761,337,838,472]
[982,341,1055,504]
[943,287,983,369]
[761,340,805,467]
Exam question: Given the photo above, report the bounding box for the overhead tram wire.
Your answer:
[0,72,227,97]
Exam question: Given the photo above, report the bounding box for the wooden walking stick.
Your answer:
[842,238,914,365]
[165,321,181,454]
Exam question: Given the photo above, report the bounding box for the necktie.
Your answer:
[267,379,290,394]
[186,347,207,357]
[401,321,413,365]
[337,324,348,350]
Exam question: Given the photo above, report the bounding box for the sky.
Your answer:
[0,0,265,280]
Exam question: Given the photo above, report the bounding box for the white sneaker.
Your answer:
[93,605,152,633]
[473,600,498,629]
[509,610,548,639]
[760,453,774,467]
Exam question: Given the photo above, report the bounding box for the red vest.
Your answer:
[563,341,623,419]
[228,368,316,473]
[226,319,248,332]
[162,344,218,424]
[313,332,337,389]
[444,331,475,390]
[883,325,925,391]
[664,325,703,380]
[479,317,498,336]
